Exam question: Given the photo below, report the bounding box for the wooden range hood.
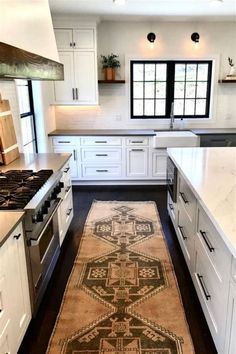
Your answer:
[0,41,64,81]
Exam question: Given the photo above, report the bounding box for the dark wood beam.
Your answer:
[0,42,64,81]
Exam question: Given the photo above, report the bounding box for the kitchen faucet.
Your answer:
[170,102,175,129]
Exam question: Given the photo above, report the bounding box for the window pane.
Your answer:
[197,82,207,98]
[133,64,144,81]
[145,64,155,81]
[185,82,196,98]
[144,100,154,116]
[133,82,143,98]
[175,64,186,81]
[174,99,184,115]
[196,99,206,115]
[156,82,166,98]
[133,100,143,115]
[155,100,165,116]
[198,64,208,80]
[17,86,30,114]
[156,64,167,81]
[174,82,185,98]
[185,99,195,115]
[186,64,197,81]
[145,82,155,98]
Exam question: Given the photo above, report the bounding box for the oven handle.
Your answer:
[29,198,61,246]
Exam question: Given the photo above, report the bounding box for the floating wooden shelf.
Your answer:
[98,80,125,84]
[218,79,236,83]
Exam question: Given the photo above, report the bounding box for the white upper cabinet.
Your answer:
[55,28,94,50]
[53,27,98,105]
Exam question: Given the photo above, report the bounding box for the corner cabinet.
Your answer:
[0,223,31,354]
[53,27,98,105]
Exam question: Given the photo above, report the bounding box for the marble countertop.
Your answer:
[0,153,71,247]
[191,128,236,135]
[167,147,236,258]
[0,153,71,173]
[48,129,156,136]
[0,211,25,247]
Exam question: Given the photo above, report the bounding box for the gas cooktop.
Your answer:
[0,169,53,210]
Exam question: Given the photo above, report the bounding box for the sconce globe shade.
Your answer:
[191,32,200,43]
[147,32,156,43]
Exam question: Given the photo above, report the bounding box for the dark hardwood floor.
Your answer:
[18,186,217,354]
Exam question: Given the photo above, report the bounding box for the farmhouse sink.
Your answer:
[153,131,199,148]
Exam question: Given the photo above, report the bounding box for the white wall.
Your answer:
[55,20,236,130]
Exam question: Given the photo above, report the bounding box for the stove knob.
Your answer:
[36,212,44,222]
[51,189,57,200]
[59,181,64,189]
[42,204,48,215]
[45,200,51,208]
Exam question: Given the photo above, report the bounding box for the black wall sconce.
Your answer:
[147,32,156,43]
[191,32,200,43]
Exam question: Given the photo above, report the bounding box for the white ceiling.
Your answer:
[49,0,236,21]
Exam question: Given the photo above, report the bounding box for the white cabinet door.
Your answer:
[53,147,78,178]
[73,29,94,49]
[225,281,236,354]
[74,51,97,104]
[126,148,148,178]
[54,29,73,50]
[58,187,73,245]
[152,149,167,179]
[5,224,31,353]
[54,52,74,102]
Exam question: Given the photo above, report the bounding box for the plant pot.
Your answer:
[105,67,115,81]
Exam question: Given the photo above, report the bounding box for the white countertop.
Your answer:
[0,153,71,173]
[167,147,236,258]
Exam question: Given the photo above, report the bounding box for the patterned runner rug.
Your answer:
[47,201,194,354]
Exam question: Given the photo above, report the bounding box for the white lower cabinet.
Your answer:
[0,223,31,354]
[53,145,79,178]
[126,147,148,178]
[58,160,74,246]
[152,149,167,179]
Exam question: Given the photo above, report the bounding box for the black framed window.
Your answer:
[15,80,38,153]
[130,60,212,119]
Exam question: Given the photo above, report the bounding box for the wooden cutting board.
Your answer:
[0,93,20,165]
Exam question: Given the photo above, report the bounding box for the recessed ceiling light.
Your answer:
[113,0,126,5]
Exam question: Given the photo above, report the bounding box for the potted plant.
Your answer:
[101,53,120,80]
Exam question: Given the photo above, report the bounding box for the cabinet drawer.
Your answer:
[81,137,122,146]
[82,165,122,179]
[178,175,196,222]
[81,148,122,163]
[126,137,149,146]
[197,205,231,283]
[52,136,77,146]
[194,238,229,351]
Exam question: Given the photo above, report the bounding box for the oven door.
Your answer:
[167,157,177,203]
[28,199,61,312]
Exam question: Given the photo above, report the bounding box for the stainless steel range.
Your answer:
[0,169,63,315]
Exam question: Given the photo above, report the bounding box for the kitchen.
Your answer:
[0,1,236,354]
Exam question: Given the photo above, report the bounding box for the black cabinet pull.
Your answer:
[72,88,75,100]
[180,192,189,204]
[75,88,78,100]
[73,42,76,47]
[14,233,21,240]
[66,208,73,216]
[64,167,70,173]
[200,230,214,252]
[70,42,73,47]
[96,154,108,157]
[58,141,70,144]
[168,203,174,210]
[131,149,143,152]
[73,149,77,161]
[131,140,143,143]
[96,169,108,172]
[197,274,211,300]
[65,186,71,193]
[95,141,107,143]
[178,226,187,240]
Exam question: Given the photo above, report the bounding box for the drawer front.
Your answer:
[179,175,196,222]
[52,136,77,146]
[81,148,122,163]
[81,137,122,146]
[82,165,122,179]
[126,137,149,146]
[197,205,231,283]
[194,238,229,351]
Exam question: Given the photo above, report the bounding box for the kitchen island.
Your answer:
[167,147,236,354]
